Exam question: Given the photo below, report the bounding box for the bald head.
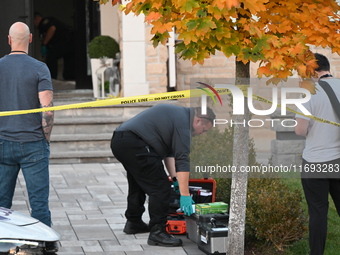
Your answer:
[8,22,32,52]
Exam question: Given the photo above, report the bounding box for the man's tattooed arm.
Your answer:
[39,90,54,142]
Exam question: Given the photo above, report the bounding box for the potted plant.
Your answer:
[88,35,120,98]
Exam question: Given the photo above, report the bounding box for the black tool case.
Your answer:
[197,214,228,255]
[185,213,229,244]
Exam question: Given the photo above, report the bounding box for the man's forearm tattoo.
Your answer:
[42,101,54,141]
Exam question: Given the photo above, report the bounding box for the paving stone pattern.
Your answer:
[12,163,206,255]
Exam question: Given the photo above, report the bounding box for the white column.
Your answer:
[167,31,176,88]
[121,7,149,97]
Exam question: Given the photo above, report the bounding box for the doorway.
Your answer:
[0,0,100,90]
[33,0,101,89]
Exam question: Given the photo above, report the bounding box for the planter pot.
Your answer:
[90,58,114,98]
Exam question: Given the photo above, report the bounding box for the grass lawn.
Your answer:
[282,178,340,255]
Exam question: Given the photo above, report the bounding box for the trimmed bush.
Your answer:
[88,35,120,59]
[247,178,308,251]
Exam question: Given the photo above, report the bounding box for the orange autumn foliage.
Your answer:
[96,0,340,92]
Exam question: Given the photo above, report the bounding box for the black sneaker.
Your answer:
[147,224,182,247]
[123,220,149,234]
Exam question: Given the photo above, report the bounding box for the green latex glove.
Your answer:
[172,177,180,194]
[180,195,195,216]
[41,45,47,58]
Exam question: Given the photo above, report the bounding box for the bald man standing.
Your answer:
[0,22,54,231]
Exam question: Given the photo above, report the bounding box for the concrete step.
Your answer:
[49,150,117,164]
[54,89,94,101]
[52,117,123,134]
[50,87,178,163]
[51,133,111,151]
[53,104,150,119]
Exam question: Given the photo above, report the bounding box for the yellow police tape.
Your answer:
[252,94,340,127]
[0,87,339,127]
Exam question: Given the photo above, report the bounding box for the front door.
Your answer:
[0,0,33,57]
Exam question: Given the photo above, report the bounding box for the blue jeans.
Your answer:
[0,139,51,226]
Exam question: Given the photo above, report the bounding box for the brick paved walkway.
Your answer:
[12,163,205,255]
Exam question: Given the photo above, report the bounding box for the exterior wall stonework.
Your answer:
[145,26,168,94]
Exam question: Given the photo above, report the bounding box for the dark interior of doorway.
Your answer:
[33,0,100,90]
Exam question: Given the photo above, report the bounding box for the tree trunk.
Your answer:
[226,60,250,255]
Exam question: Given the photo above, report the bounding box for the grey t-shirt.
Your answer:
[0,54,53,142]
[116,104,193,172]
[296,78,340,162]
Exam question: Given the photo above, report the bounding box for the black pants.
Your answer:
[46,39,75,80]
[301,159,340,255]
[110,131,171,228]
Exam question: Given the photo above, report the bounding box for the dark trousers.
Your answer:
[46,39,75,80]
[301,159,340,255]
[110,131,171,228]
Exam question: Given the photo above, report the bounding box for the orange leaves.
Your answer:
[246,24,262,37]
[226,0,240,9]
[207,6,223,20]
[96,0,340,74]
[297,64,307,78]
[179,0,200,13]
[145,12,162,23]
[257,66,272,77]
[178,31,198,45]
[212,0,240,10]
[289,12,309,23]
[151,20,173,34]
[271,55,286,70]
[289,42,307,57]
[254,29,322,80]
[186,17,217,37]
[111,0,121,5]
[299,79,317,95]
[243,0,269,13]
[194,50,211,65]
[276,20,293,34]
[304,56,319,77]
[267,37,281,49]
[151,32,170,47]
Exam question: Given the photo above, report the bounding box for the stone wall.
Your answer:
[270,110,305,166]
[145,26,169,94]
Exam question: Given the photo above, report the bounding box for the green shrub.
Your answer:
[247,178,308,251]
[189,127,307,252]
[88,35,120,59]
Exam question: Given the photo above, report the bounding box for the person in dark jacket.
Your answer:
[111,104,215,247]
[34,12,75,80]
